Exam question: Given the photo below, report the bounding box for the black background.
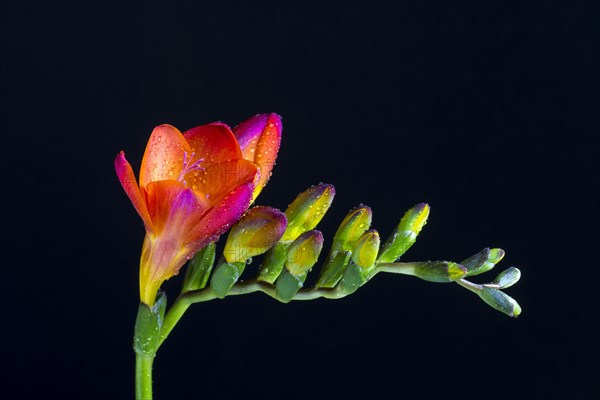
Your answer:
[2,1,598,399]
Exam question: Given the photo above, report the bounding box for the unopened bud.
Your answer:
[378,203,429,263]
[351,229,380,270]
[224,206,287,263]
[478,287,522,317]
[317,206,372,288]
[461,248,505,277]
[281,183,335,242]
[286,230,324,276]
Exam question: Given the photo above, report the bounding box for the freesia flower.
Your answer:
[116,117,279,305]
[233,113,282,200]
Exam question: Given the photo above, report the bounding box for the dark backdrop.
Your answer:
[2,1,598,399]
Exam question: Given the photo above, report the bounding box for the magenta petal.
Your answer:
[183,183,254,252]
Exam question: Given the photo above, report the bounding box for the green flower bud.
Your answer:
[332,205,372,252]
[224,206,287,263]
[379,261,467,283]
[281,183,335,243]
[259,184,333,284]
[182,243,216,293]
[490,267,521,289]
[274,231,323,302]
[378,203,429,263]
[317,206,372,288]
[461,248,505,277]
[478,287,522,317]
[412,261,467,282]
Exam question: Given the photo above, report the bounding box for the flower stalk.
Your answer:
[117,114,522,399]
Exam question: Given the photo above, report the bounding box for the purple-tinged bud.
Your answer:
[224,206,287,263]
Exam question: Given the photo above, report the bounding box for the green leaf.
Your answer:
[338,262,367,295]
[317,250,352,288]
[210,261,245,298]
[258,242,289,284]
[133,292,166,356]
[275,270,307,303]
[182,243,216,292]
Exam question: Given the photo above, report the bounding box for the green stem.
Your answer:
[158,288,217,347]
[135,354,154,400]
[456,278,483,294]
[158,280,347,347]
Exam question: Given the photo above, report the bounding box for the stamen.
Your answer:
[177,151,205,183]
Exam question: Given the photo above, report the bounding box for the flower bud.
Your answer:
[351,229,380,270]
[223,206,287,263]
[490,267,521,289]
[378,203,429,263]
[461,248,505,277]
[412,261,467,282]
[478,287,522,317]
[281,183,335,243]
[286,230,324,276]
[317,206,372,288]
[378,261,466,283]
[275,231,324,303]
[333,206,373,252]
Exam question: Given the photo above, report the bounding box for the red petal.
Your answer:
[183,123,242,164]
[115,151,153,231]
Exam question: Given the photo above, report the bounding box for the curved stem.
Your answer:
[158,280,348,348]
[456,278,483,294]
[135,354,154,400]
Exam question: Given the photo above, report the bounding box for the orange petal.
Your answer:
[183,183,254,251]
[139,124,191,188]
[143,180,210,236]
[184,159,259,203]
[115,151,153,231]
[183,123,242,164]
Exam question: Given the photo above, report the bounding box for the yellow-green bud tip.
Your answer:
[282,183,335,242]
[351,229,380,269]
[286,230,324,275]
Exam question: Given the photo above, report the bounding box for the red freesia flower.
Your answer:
[116,114,281,305]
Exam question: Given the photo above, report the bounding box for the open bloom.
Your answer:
[116,115,280,305]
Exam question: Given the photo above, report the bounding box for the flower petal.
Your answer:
[233,113,282,199]
[183,122,242,164]
[115,151,153,231]
[185,159,259,202]
[143,180,211,236]
[139,124,191,188]
[183,183,254,251]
